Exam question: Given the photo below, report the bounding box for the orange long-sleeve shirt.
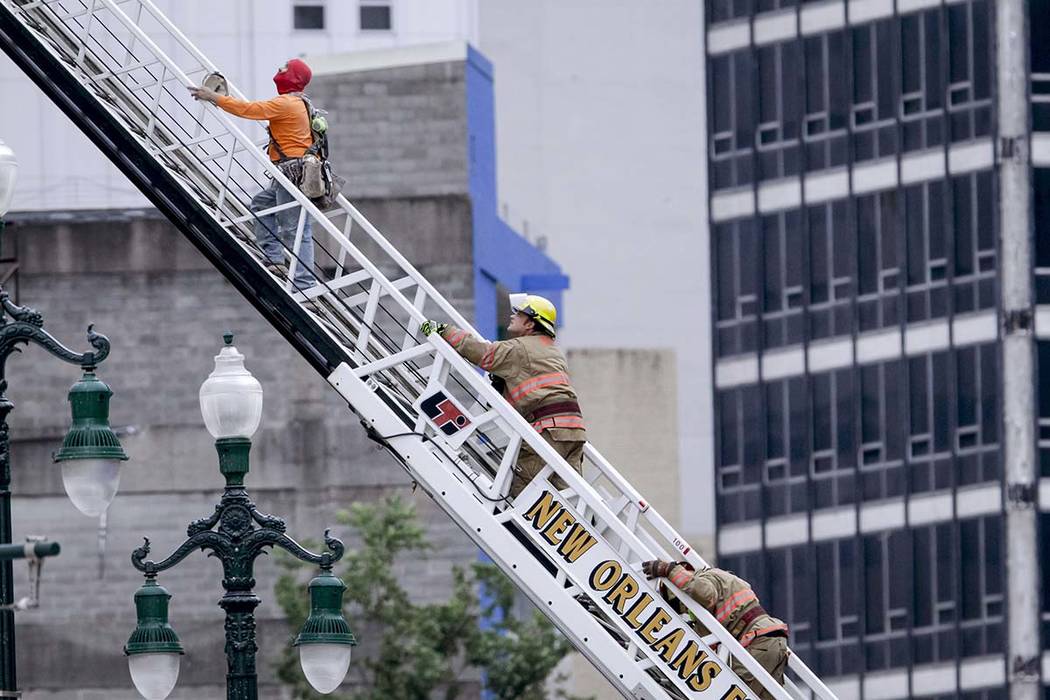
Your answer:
[215,93,312,161]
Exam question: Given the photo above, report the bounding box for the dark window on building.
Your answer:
[863,530,911,670]
[812,539,861,676]
[360,1,392,31]
[811,368,855,509]
[852,19,899,162]
[756,41,802,180]
[900,9,945,151]
[904,181,948,323]
[908,349,953,494]
[1037,342,1050,477]
[952,170,997,313]
[755,0,798,12]
[855,191,901,332]
[912,522,959,663]
[710,50,756,190]
[765,377,809,517]
[955,344,1000,485]
[766,544,814,656]
[1035,170,1050,303]
[808,200,853,340]
[1032,0,1050,129]
[1040,513,1050,641]
[858,359,906,501]
[958,516,1005,657]
[708,0,753,24]
[714,219,760,357]
[717,386,764,524]
[804,30,848,171]
[293,3,325,30]
[762,210,805,348]
[948,0,993,141]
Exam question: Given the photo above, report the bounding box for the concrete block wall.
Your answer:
[309,61,469,199]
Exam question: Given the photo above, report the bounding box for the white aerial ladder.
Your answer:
[0,2,837,698]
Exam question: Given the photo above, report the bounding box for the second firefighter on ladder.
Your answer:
[421,294,585,497]
[643,560,790,700]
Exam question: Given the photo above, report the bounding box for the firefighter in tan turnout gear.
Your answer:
[420,294,586,497]
[642,560,789,700]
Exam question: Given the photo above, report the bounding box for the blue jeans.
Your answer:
[251,178,315,288]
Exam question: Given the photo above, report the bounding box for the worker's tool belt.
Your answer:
[273,157,305,185]
[526,400,582,423]
[732,605,789,641]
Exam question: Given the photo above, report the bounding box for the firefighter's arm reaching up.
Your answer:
[419,321,521,375]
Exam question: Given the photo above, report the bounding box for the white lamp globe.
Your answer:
[199,333,262,439]
[128,652,180,700]
[299,644,352,695]
[61,458,121,517]
[0,138,16,218]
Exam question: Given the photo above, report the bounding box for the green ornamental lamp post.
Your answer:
[0,136,129,696]
[126,333,355,699]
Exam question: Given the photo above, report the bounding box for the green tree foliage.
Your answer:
[274,496,590,700]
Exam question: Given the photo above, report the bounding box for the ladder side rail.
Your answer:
[328,363,680,700]
[786,657,835,700]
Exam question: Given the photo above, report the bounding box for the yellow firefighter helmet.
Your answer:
[510,294,557,336]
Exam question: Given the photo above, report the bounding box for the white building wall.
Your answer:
[0,0,478,210]
[477,1,713,537]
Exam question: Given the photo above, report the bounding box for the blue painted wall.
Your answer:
[465,46,569,340]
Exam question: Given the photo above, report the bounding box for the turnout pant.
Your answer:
[731,635,789,700]
[511,431,584,498]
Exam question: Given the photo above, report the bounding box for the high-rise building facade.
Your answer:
[705,1,1049,697]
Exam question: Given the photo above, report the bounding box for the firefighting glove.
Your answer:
[642,560,674,580]
[420,320,448,337]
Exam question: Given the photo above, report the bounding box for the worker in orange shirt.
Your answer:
[189,59,316,289]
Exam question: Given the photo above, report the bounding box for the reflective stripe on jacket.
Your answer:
[440,326,586,440]
[668,566,788,648]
